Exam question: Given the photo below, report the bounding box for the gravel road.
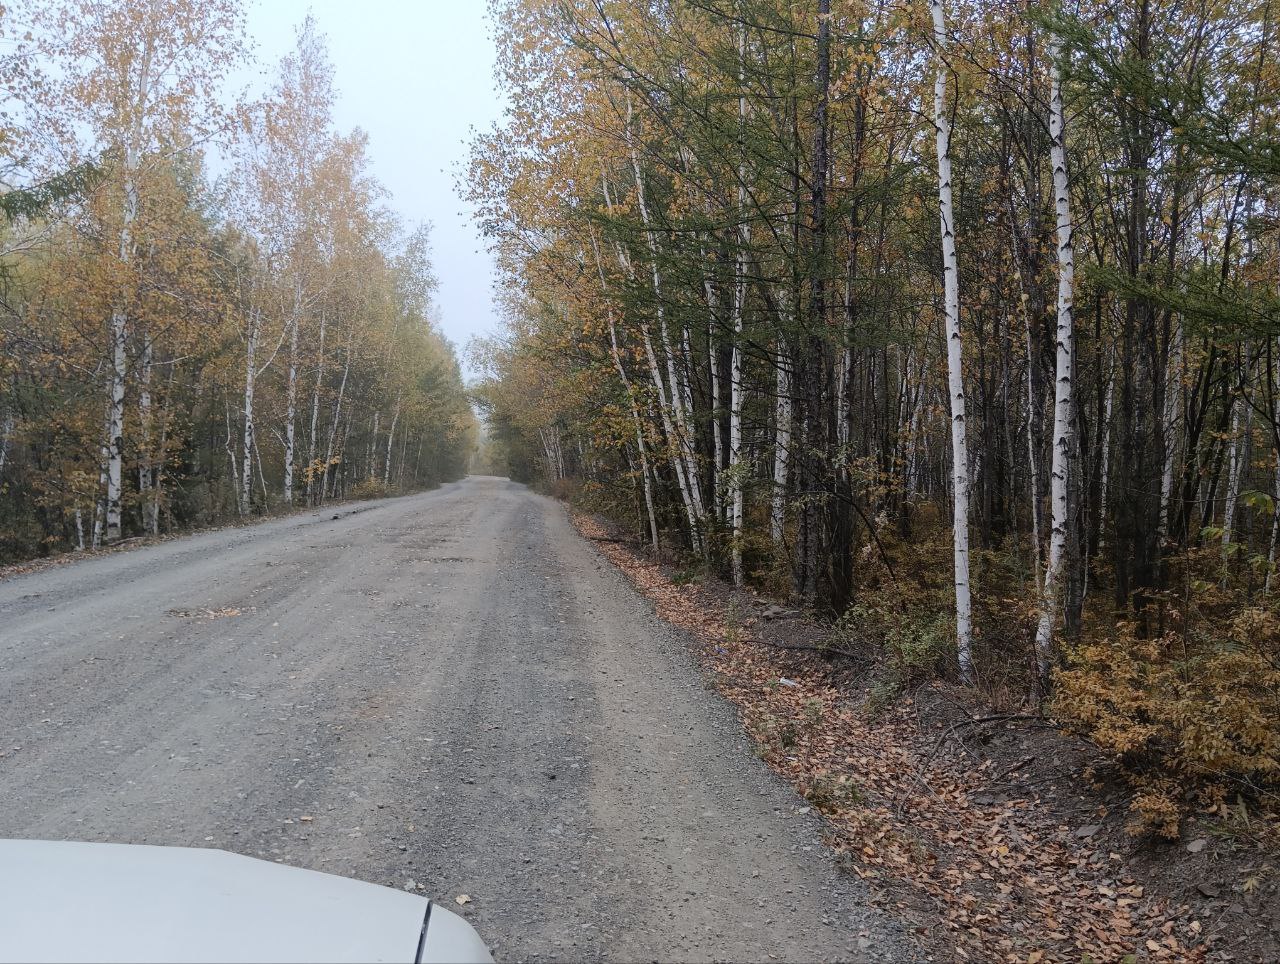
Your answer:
[0,477,908,962]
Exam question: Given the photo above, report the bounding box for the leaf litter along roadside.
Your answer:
[571,512,1277,963]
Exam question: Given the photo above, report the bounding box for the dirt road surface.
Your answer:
[0,477,907,962]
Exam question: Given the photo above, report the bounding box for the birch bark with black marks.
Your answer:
[1034,33,1076,686]
[241,304,259,516]
[930,0,973,679]
[104,32,154,543]
[730,19,749,586]
[283,281,302,505]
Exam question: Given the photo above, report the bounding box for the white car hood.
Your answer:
[0,839,492,964]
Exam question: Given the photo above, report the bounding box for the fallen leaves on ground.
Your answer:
[574,512,1211,963]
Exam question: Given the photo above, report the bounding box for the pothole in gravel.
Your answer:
[165,606,254,619]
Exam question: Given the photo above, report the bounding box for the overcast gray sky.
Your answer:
[244,0,503,375]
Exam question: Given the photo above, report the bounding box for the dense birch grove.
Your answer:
[472,0,1280,821]
[0,2,475,562]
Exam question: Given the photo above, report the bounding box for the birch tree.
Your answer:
[25,0,245,540]
[930,0,973,679]
[1033,30,1076,687]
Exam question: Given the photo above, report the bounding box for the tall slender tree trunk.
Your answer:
[592,230,660,552]
[730,20,749,586]
[137,338,153,534]
[1159,320,1184,538]
[0,405,12,485]
[1222,359,1251,556]
[1034,36,1076,687]
[384,395,401,486]
[931,0,973,679]
[1268,338,1280,592]
[602,172,702,551]
[1099,364,1115,540]
[283,283,302,505]
[772,337,792,548]
[241,306,259,516]
[809,0,840,607]
[320,333,352,505]
[307,309,327,505]
[105,38,153,543]
[627,106,706,547]
[224,399,241,519]
[707,290,724,520]
[149,367,176,536]
[0,404,11,483]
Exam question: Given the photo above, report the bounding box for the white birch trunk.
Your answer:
[94,403,109,546]
[628,125,705,540]
[592,231,660,551]
[1033,36,1076,684]
[931,0,974,679]
[241,306,258,516]
[729,231,745,586]
[730,32,749,585]
[384,396,401,486]
[137,339,154,533]
[105,38,152,543]
[283,287,301,505]
[307,310,327,504]
[708,306,723,520]
[602,172,702,551]
[104,307,127,541]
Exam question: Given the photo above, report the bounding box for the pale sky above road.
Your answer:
[243,0,504,377]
